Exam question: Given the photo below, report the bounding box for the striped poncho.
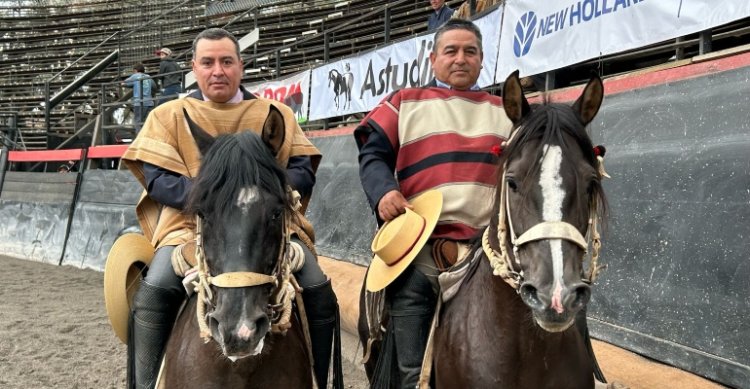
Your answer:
[355,86,512,240]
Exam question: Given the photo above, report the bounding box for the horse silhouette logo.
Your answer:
[514,11,537,58]
[283,89,304,121]
[328,63,354,110]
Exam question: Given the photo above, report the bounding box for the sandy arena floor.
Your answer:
[0,255,724,388]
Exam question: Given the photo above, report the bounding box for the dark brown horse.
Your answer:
[160,106,313,388]
[359,71,607,388]
[432,71,607,388]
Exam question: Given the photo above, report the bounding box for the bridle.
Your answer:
[482,133,604,291]
[192,211,299,343]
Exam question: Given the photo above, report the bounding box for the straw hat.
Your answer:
[366,190,443,292]
[103,233,154,344]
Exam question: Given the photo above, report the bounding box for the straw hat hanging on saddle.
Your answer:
[103,233,155,343]
[366,190,443,292]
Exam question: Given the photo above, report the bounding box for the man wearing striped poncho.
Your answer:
[355,19,513,387]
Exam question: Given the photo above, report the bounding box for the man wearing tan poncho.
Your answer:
[122,28,339,389]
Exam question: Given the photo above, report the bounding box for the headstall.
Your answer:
[482,135,607,290]
[192,211,302,343]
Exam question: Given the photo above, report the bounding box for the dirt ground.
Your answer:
[0,255,725,389]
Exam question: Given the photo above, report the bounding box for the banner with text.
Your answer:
[245,69,311,123]
[309,6,503,121]
[496,0,750,79]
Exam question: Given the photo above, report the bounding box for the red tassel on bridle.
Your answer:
[593,145,610,178]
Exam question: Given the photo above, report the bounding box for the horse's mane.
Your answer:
[186,131,289,218]
[498,103,608,222]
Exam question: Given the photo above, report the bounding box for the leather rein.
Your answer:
[482,137,604,290]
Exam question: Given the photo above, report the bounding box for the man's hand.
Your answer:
[378,190,413,221]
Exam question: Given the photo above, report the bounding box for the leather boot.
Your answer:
[387,267,437,389]
[128,281,183,389]
[302,278,343,389]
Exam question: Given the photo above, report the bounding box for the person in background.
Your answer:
[155,47,182,105]
[427,0,454,31]
[57,159,76,173]
[122,63,154,134]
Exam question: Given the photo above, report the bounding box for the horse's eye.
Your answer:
[271,208,283,220]
[506,176,518,192]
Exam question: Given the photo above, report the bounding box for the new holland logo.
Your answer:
[513,11,538,58]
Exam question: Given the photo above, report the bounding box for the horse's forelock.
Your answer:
[503,104,597,171]
[495,104,607,219]
[187,131,289,219]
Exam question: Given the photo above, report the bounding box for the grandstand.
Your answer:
[1,0,749,154]
[0,0,438,152]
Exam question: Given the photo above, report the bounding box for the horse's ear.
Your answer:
[502,70,531,124]
[572,74,604,126]
[183,108,215,155]
[262,104,286,156]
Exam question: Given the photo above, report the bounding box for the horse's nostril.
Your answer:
[569,283,591,309]
[254,315,270,336]
[520,283,545,310]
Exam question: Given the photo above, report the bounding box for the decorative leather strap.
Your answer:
[209,272,277,288]
[514,221,588,250]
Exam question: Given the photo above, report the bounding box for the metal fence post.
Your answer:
[45,81,51,132]
[323,32,330,130]
[675,36,685,60]
[275,50,281,78]
[324,32,330,62]
[58,147,87,266]
[545,71,556,92]
[0,146,8,196]
[699,30,712,55]
[384,6,391,44]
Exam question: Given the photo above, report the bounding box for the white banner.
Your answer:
[474,6,504,87]
[309,6,504,121]
[245,69,311,123]
[496,0,750,79]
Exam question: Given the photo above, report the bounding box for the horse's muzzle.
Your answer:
[519,281,590,332]
[211,311,270,359]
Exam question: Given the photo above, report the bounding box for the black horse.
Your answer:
[159,105,313,388]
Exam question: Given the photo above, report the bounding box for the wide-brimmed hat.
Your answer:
[366,190,443,292]
[103,233,154,343]
[155,47,172,56]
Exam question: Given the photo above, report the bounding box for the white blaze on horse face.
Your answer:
[236,186,260,215]
[236,187,261,256]
[539,145,566,314]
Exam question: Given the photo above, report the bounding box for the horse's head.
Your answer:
[328,69,341,90]
[496,70,606,332]
[185,105,289,359]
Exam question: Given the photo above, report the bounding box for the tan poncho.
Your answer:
[122,95,321,249]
